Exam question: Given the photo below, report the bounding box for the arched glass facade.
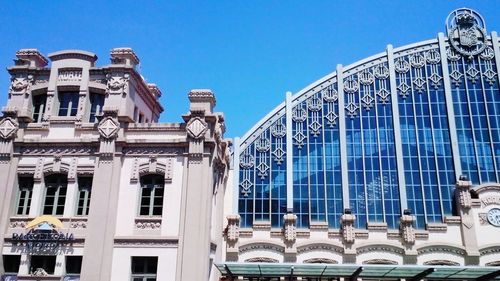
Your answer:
[235,8,500,230]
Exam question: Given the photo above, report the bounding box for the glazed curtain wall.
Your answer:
[237,37,500,229]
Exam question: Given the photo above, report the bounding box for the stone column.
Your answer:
[0,111,20,275]
[176,90,216,281]
[455,176,480,265]
[80,109,122,281]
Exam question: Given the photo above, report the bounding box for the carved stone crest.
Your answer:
[0,118,18,139]
[106,73,130,94]
[9,75,33,94]
[186,117,208,139]
[98,117,119,139]
[447,9,487,58]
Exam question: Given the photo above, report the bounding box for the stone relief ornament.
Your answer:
[98,117,120,139]
[225,215,240,242]
[447,8,487,58]
[400,214,416,244]
[186,117,208,139]
[341,212,356,244]
[9,75,33,94]
[283,213,297,243]
[0,118,18,139]
[106,73,130,94]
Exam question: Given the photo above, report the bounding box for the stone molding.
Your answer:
[113,237,178,248]
[135,217,162,230]
[244,257,278,263]
[239,242,285,254]
[362,259,398,265]
[303,258,338,264]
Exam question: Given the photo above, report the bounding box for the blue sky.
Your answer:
[1,1,499,138]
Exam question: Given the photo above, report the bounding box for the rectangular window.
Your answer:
[140,175,164,216]
[131,257,157,281]
[138,113,144,123]
[32,94,47,123]
[43,174,67,215]
[16,176,34,216]
[65,256,82,275]
[76,177,92,216]
[58,91,79,117]
[3,255,21,274]
[30,255,56,275]
[89,93,105,123]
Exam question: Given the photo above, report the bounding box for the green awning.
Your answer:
[215,263,500,280]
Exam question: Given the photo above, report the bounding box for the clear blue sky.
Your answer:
[1,1,499,138]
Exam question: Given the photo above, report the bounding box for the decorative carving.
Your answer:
[225,215,240,242]
[135,218,162,230]
[106,73,130,94]
[34,158,44,182]
[400,214,416,244]
[0,117,18,140]
[480,47,495,60]
[68,158,77,182]
[394,59,410,73]
[341,212,356,244]
[359,70,374,85]
[131,157,139,183]
[363,259,398,265]
[292,107,307,122]
[344,76,359,93]
[244,257,279,263]
[304,258,338,264]
[410,54,425,68]
[70,220,87,229]
[255,137,270,152]
[122,147,183,155]
[9,75,33,94]
[456,179,472,209]
[271,120,286,138]
[10,219,28,228]
[373,64,389,79]
[20,146,98,156]
[322,87,338,103]
[186,117,208,139]
[98,117,119,139]
[424,260,460,266]
[239,153,254,169]
[479,213,488,225]
[165,157,173,183]
[447,8,487,58]
[307,96,322,112]
[31,268,48,276]
[283,213,297,243]
[240,179,253,197]
[425,50,441,64]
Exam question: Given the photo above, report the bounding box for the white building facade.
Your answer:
[0,48,230,281]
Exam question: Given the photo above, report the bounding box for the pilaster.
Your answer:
[455,177,480,265]
[0,111,19,275]
[176,89,218,281]
[80,109,122,281]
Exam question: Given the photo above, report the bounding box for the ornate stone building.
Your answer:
[0,48,231,280]
[219,8,500,280]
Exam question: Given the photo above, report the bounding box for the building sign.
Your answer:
[58,69,82,82]
[481,196,500,207]
[11,215,74,252]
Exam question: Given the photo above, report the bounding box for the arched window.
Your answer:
[43,174,68,215]
[139,174,164,216]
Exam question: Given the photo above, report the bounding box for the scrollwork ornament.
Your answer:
[373,65,389,79]
[410,54,425,68]
[271,121,286,138]
[344,76,359,93]
[480,46,495,60]
[307,96,322,112]
[322,87,338,103]
[425,50,441,64]
[359,70,374,85]
[239,153,254,169]
[292,107,307,122]
[394,59,410,73]
[255,137,270,153]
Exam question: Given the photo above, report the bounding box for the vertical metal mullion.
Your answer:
[359,79,368,225]
[232,137,240,215]
[374,78,386,223]
[491,32,500,180]
[321,92,328,224]
[337,65,349,209]
[387,45,408,214]
[408,59,429,222]
[305,97,312,224]
[252,142,257,222]
[286,92,294,212]
[438,32,463,179]
[478,56,499,181]
[423,59,445,220]
[461,57,483,183]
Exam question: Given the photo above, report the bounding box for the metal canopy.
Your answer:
[216,263,500,280]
